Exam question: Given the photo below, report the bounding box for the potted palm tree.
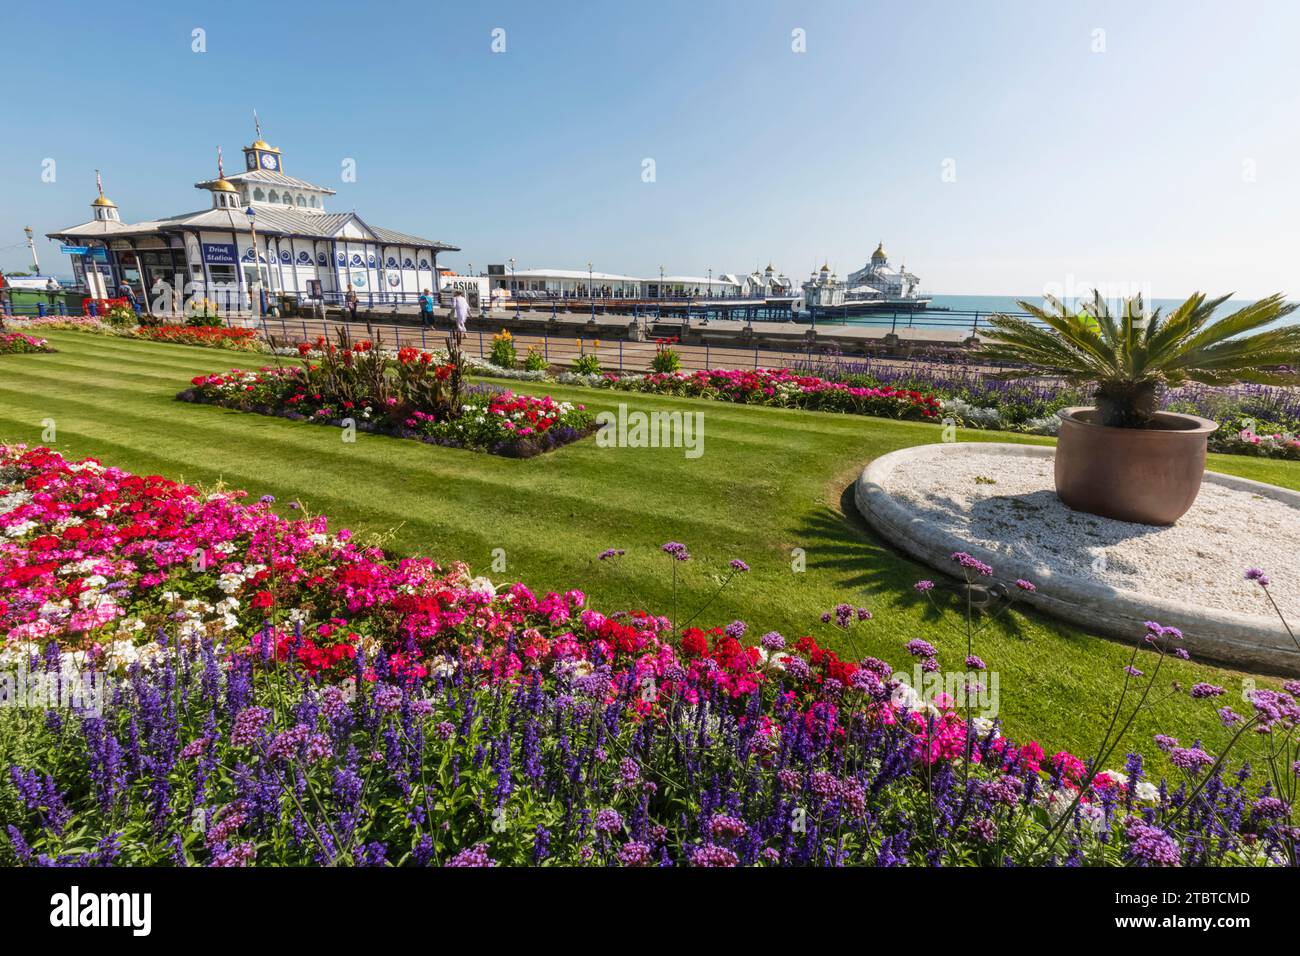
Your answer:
[981,292,1300,525]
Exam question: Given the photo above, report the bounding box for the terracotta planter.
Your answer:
[1054,406,1218,525]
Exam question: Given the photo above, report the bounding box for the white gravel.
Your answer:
[880,450,1299,620]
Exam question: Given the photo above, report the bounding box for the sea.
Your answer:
[835,294,1284,329]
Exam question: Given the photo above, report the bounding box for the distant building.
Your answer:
[844,242,921,299]
[47,125,458,309]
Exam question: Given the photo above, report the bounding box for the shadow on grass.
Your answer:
[790,480,1042,643]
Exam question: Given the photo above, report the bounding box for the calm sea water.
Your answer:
[842,294,1292,328]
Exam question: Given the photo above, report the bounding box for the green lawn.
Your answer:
[2,329,1297,768]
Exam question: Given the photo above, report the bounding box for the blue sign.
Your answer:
[60,245,89,255]
[202,243,237,265]
[86,247,108,261]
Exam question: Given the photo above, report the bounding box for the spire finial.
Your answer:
[217,145,225,180]
[95,169,104,197]
[254,109,262,140]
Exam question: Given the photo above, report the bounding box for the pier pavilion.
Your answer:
[47,127,458,311]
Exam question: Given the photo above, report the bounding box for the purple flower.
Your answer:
[444,842,497,867]
[950,551,993,576]
[690,844,739,867]
[708,815,749,841]
[595,808,624,834]
[231,706,270,747]
[1190,682,1225,699]
[661,542,690,562]
[724,620,747,640]
[1245,567,1271,587]
[729,559,750,572]
[905,638,937,658]
[597,548,626,561]
[1125,820,1180,867]
[965,654,986,671]
[760,631,785,651]
[1014,579,1036,593]
[617,841,653,866]
[914,580,935,592]
[1168,746,1215,772]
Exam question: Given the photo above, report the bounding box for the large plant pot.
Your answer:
[1054,406,1218,525]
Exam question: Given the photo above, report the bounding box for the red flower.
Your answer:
[251,590,275,610]
[681,628,708,656]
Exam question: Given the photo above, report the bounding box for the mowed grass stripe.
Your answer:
[0,367,759,545]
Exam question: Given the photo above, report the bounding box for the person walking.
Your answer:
[345,285,359,323]
[418,287,436,328]
[119,281,139,313]
[451,288,469,344]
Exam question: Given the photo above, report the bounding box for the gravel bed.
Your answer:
[880,450,1298,619]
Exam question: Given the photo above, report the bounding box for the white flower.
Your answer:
[1135,781,1160,802]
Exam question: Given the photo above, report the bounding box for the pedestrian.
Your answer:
[345,285,358,323]
[45,276,59,309]
[418,287,436,328]
[119,281,138,312]
[451,288,469,343]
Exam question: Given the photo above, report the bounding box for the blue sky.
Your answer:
[1,0,1297,297]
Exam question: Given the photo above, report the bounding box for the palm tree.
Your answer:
[979,292,1300,427]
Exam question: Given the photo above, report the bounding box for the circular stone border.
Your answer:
[854,442,1300,677]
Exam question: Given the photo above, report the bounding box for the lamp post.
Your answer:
[24,226,40,275]
[658,265,664,301]
[509,257,518,319]
[245,206,264,317]
[588,261,595,321]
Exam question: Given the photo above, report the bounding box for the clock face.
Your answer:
[260,152,279,171]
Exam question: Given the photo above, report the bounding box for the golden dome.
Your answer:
[872,242,887,260]
[210,179,239,193]
[250,139,280,152]
[91,194,116,207]
[820,263,830,272]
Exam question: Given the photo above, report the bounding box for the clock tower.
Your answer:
[242,112,283,173]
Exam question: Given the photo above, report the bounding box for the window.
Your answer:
[283,193,293,205]
[253,188,266,201]
[311,196,320,208]
[268,190,280,203]
[296,194,306,207]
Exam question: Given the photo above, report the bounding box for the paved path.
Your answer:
[252,312,987,376]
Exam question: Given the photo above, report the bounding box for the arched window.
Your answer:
[283,192,293,205]
[253,188,266,201]
[296,194,306,207]
[310,195,320,208]
[268,190,279,203]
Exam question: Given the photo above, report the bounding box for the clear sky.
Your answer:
[1,0,1296,297]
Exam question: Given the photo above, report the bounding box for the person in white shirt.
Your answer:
[451,290,470,343]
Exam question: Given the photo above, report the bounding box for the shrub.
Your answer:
[523,346,548,372]
[572,352,601,375]
[488,329,517,369]
[651,338,682,373]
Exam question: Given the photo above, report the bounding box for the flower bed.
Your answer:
[2,445,1296,867]
[794,353,1300,458]
[178,340,598,457]
[133,324,261,351]
[595,368,942,419]
[6,316,269,354]
[0,332,54,355]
